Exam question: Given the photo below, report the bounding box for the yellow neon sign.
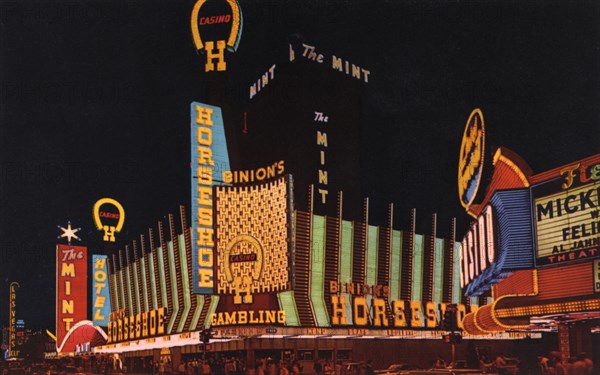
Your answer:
[458,108,485,210]
[93,198,125,242]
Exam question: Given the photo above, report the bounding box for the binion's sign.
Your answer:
[533,158,600,266]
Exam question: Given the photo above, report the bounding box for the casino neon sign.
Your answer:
[190,0,243,72]
[458,108,485,212]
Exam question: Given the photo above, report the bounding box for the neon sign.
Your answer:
[460,205,496,288]
[458,108,485,210]
[190,0,243,72]
[93,198,125,242]
[56,244,87,353]
[533,158,600,266]
[92,255,112,326]
[8,282,19,354]
[191,102,231,294]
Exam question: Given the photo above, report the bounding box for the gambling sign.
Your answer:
[533,159,600,266]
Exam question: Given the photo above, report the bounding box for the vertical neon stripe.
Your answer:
[140,258,149,312]
[340,221,354,324]
[118,270,126,315]
[178,235,191,332]
[202,296,220,329]
[125,267,134,315]
[190,295,205,331]
[111,274,120,311]
[149,252,159,309]
[453,242,462,304]
[433,238,444,303]
[389,230,402,301]
[132,262,141,314]
[340,221,353,284]
[412,234,424,301]
[157,247,168,308]
[365,225,378,286]
[310,215,330,326]
[167,242,179,333]
[278,291,300,326]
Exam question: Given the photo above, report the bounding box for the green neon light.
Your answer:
[149,252,159,309]
[157,247,168,309]
[118,270,125,315]
[203,296,220,329]
[278,291,300,326]
[389,230,402,301]
[125,267,134,314]
[132,262,141,314]
[167,241,179,333]
[340,220,353,284]
[310,215,330,326]
[412,234,424,301]
[366,225,378,286]
[177,235,191,333]
[433,238,444,303]
[140,258,149,312]
[111,274,120,311]
[190,295,205,331]
[453,241,462,304]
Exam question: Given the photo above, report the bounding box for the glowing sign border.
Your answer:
[191,102,231,294]
[92,255,112,326]
[93,198,125,242]
[190,0,243,52]
[458,108,485,210]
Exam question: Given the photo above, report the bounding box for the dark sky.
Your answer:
[0,0,598,331]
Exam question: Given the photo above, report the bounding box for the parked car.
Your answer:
[375,363,422,375]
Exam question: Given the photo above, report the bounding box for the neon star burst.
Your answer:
[57,221,82,244]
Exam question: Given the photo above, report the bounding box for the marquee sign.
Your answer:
[191,0,243,72]
[191,102,231,294]
[458,108,485,211]
[56,244,88,353]
[533,159,600,266]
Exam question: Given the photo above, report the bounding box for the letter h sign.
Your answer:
[205,40,226,72]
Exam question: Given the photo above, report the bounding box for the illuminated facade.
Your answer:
[458,146,600,359]
[95,172,540,369]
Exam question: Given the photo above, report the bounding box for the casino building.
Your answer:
[94,176,533,370]
[456,110,599,363]
[92,103,540,371]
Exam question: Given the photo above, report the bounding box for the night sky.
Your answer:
[0,0,598,331]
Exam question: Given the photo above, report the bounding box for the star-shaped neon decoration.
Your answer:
[57,221,82,244]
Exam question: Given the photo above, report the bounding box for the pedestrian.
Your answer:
[435,355,447,369]
[365,360,374,375]
[495,354,508,375]
[314,360,322,375]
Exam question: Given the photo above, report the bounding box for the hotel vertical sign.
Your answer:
[92,255,111,326]
[191,102,230,294]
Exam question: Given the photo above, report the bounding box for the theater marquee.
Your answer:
[533,159,600,266]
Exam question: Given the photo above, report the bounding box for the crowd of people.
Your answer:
[476,351,594,375]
